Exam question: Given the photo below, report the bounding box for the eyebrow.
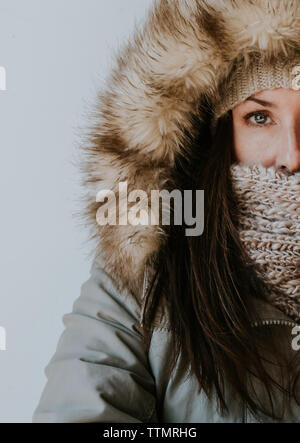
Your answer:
[246,97,276,108]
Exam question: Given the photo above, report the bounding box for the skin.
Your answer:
[232,88,300,172]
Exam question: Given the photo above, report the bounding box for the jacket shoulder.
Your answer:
[32,259,158,423]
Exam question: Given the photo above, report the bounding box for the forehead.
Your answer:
[234,88,300,111]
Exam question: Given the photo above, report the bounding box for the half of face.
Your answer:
[232,88,300,172]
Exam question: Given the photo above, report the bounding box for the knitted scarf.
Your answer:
[230,163,300,322]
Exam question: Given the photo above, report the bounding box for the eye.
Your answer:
[243,111,273,127]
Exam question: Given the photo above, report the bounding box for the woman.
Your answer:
[33,0,300,423]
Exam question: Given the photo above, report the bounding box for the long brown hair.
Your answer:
[141,108,300,421]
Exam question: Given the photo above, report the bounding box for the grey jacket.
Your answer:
[32,259,300,423]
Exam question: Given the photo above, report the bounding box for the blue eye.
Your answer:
[244,112,272,127]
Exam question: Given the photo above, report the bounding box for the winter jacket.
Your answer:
[32,258,300,423]
[32,0,300,423]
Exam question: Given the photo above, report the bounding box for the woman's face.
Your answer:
[232,88,300,172]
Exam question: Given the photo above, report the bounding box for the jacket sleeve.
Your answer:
[32,259,158,423]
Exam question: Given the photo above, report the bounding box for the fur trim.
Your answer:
[80,0,300,302]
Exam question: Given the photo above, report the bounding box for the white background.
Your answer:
[0,0,152,422]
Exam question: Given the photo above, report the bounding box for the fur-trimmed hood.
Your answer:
[81,0,300,302]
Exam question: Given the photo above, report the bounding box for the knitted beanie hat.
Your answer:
[230,163,300,323]
[211,52,300,128]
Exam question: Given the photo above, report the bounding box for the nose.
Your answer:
[277,125,300,173]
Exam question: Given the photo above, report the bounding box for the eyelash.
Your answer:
[243,111,273,128]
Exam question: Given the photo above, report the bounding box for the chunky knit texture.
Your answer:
[230,163,300,322]
[212,52,300,126]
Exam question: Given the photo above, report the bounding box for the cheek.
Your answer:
[233,125,274,164]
